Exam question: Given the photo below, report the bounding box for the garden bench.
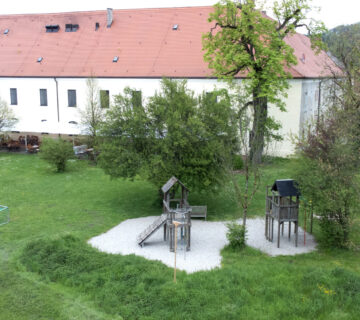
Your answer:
[189,205,207,220]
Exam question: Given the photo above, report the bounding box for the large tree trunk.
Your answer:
[250,88,268,165]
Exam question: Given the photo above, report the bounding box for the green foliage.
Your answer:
[202,0,326,163]
[99,78,238,191]
[226,221,246,249]
[79,77,105,149]
[0,97,17,132]
[39,138,74,172]
[293,112,360,248]
[20,235,360,319]
[1,153,360,319]
[232,154,243,170]
[323,23,360,66]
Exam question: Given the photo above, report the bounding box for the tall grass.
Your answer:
[0,153,359,319]
[20,235,360,319]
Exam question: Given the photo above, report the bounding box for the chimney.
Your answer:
[107,8,113,28]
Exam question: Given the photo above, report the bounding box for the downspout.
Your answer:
[317,80,321,132]
[54,77,60,122]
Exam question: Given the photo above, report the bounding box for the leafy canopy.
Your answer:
[203,1,326,163]
[99,78,239,191]
[203,0,325,109]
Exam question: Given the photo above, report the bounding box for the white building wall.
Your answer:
[0,77,304,155]
[267,79,303,156]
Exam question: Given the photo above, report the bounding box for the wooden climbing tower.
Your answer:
[265,179,300,248]
[137,176,193,251]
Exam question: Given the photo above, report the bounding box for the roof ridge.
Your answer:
[0,6,214,18]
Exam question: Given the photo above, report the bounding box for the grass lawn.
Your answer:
[0,153,359,319]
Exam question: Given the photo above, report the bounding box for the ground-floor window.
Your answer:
[68,89,77,107]
[10,88,17,105]
[40,89,48,106]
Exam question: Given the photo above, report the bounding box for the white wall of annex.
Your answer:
[267,79,303,157]
[0,77,302,156]
[0,77,58,133]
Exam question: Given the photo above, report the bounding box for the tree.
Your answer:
[294,107,360,248]
[79,77,105,149]
[203,0,325,164]
[40,138,74,172]
[294,25,360,248]
[323,23,360,115]
[227,86,261,228]
[99,78,238,191]
[0,97,17,132]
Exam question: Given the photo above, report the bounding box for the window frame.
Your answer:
[10,88,17,105]
[68,89,77,107]
[40,88,48,106]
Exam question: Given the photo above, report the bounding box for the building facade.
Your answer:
[0,7,338,155]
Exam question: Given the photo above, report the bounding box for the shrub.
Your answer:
[293,113,360,248]
[232,154,244,170]
[226,221,246,249]
[318,217,350,248]
[40,138,74,172]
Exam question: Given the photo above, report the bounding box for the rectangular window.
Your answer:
[65,24,79,32]
[10,88,17,105]
[131,90,142,108]
[100,90,110,108]
[45,25,60,33]
[40,89,48,106]
[68,89,77,107]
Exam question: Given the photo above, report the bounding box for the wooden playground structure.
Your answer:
[137,176,207,251]
[265,179,301,248]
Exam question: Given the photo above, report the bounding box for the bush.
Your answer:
[226,221,246,249]
[232,154,244,170]
[318,217,350,248]
[40,138,74,172]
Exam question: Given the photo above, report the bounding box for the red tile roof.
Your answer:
[0,6,337,78]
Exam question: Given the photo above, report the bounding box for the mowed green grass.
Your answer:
[0,153,360,320]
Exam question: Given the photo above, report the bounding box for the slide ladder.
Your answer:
[137,214,167,246]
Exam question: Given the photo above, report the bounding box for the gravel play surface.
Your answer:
[88,216,316,273]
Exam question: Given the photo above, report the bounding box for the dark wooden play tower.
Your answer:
[265,179,300,248]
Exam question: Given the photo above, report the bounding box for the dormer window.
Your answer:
[45,25,59,33]
[65,24,79,32]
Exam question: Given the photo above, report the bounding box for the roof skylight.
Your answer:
[4,29,9,34]
[37,57,43,63]
[172,24,178,30]
[113,56,119,63]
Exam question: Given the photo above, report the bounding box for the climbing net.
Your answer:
[0,205,9,226]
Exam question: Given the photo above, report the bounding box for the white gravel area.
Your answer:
[88,216,316,273]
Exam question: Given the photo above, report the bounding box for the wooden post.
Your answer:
[310,200,313,234]
[173,221,181,283]
[304,205,307,246]
[277,220,281,248]
[288,221,291,240]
